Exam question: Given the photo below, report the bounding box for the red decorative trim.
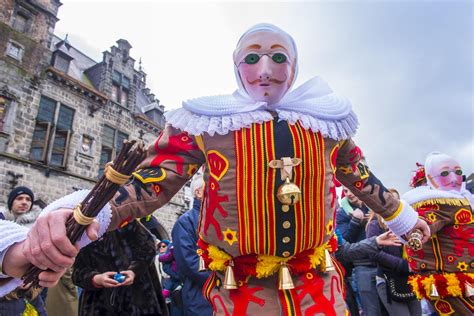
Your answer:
[198,236,339,280]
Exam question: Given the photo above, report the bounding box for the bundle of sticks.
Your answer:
[22,140,146,287]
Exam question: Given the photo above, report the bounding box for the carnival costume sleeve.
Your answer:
[107,125,206,230]
[335,139,418,239]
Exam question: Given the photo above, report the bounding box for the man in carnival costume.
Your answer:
[1,24,430,314]
[403,152,473,315]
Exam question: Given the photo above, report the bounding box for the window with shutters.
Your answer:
[30,96,75,168]
[111,70,130,107]
[98,125,128,176]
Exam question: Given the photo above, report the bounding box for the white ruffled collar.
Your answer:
[402,185,473,206]
[165,76,359,140]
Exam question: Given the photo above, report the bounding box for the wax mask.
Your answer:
[427,155,463,192]
[235,31,295,105]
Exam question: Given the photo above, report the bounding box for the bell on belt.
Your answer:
[198,255,207,272]
[430,283,440,298]
[277,177,301,205]
[278,262,295,290]
[223,261,237,290]
[465,282,474,297]
[323,249,335,272]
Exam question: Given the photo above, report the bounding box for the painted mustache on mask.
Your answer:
[246,76,287,85]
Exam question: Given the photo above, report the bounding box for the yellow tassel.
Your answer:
[445,273,462,297]
[421,275,434,298]
[23,300,38,316]
[278,263,295,290]
[256,255,286,278]
[223,261,237,290]
[408,277,423,300]
[207,245,231,271]
[413,198,470,210]
[309,246,325,268]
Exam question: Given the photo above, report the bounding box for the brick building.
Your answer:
[0,0,189,239]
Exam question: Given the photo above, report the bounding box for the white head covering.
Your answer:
[403,152,473,205]
[425,151,459,189]
[167,23,358,140]
[232,23,299,95]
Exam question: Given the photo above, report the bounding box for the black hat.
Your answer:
[8,186,34,211]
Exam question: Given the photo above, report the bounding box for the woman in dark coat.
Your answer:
[72,220,168,316]
[366,189,421,316]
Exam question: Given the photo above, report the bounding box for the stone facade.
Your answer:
[0,0,188,239]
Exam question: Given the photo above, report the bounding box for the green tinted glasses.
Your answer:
[439,169,462,177]
[439,169,463,177]
[242,52,288,65]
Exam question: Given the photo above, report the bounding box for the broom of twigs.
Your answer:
[22,140,146,287]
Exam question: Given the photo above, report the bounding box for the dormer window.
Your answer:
[52,51,73,73]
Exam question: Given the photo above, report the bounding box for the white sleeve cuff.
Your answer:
[0,278,22,298]
[41,190,112,248]
[384,199,418,241]
[0,221,29,277]
[0,220,28,297]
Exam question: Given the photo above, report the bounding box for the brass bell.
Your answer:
[223,261,237,290]
[198,255,207,272]
[323,249,335,272]
[277,177,301,205]
[430,283,440,298]
[278,262,295,290]
[465,282,474,297]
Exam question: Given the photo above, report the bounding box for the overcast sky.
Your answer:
[55,0,473,193]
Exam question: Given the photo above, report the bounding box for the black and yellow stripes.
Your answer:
[431,234,444,271]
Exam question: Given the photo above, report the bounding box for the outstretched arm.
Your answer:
[335,139,429,242]
[20,125,206,278]
[109,125,206,230]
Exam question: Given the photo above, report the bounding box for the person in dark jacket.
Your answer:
[72,220,168,316]
[171,174,212,316]
[366,189,421,316]
[336,186,371,243]
[335,227,402,316]
[0,186,48,316]
[336,186,382,315]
